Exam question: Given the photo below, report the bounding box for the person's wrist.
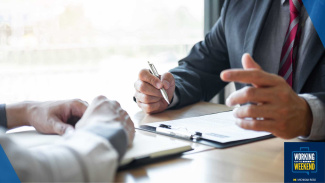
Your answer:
[6,102,31,128]
[22,102,35,126]
[301,98,313,137]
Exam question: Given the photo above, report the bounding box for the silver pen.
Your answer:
[148,61,170,105]
[156,127,192,139]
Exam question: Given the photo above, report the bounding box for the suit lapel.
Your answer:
[296,32,325,93]
[242,0,324,93]
[243,0,272,56]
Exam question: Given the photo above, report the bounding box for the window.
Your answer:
[0,0,203,112]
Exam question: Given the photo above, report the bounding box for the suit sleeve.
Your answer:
[169,1,231,108]
[0,104,7,128]
[0,123,128,182]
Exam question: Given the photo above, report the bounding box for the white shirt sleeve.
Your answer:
[167,92,179,109]
[299,94,325,141]
[0,130,120,182]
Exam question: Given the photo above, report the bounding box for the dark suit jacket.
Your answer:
[170,0,325,108]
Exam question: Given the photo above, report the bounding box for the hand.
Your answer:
[6,99,88,135]
[76,96,135,145]
[134,69,175,114]
[220,53,313,139]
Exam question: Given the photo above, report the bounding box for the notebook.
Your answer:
[119,130,192,169]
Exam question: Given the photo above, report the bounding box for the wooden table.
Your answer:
[116,102,301,182]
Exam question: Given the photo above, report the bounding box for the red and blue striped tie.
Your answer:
[278,0,302,87]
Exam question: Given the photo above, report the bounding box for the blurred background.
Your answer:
[0,0,204,113]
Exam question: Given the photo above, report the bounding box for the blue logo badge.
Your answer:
[285,142,325,183]
[292,147,317,175]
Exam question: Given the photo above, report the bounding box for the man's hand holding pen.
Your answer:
[134,63,176,114]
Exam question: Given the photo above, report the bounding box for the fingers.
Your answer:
[135,71,175,98]
[92,95,121,110]
[221,53,285,87]
[60,99,88,127]
[93,95,107,101]
[138,69,163,89]
[52,118,74,135]
[221,69,283,87]
[226,87,275,106]
[241,53,262,70]
[135,91,169,113]
[134,80,162,97]
[236,118,276,132]
[93,95,109,104]
[134,92,161,104]
[233,104,279,120]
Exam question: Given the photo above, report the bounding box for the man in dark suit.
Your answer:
[133,0,325,140]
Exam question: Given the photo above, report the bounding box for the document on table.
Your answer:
[145,111,271,143]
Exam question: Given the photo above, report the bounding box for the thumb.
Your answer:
[53,119,74,135]
[242,53,262,70]
[160,72,175,90]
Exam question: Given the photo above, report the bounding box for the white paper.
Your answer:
[147,111,271,143]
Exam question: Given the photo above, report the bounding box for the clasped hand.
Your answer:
[7,96,135,144]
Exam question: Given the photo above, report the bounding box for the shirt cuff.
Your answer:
[298,94,325,141]
[0,104,7,129]
[167,92,179,109]
[81,123,128,161]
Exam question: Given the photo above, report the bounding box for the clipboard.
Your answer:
[139,125,274,149]
[138,111,275,149]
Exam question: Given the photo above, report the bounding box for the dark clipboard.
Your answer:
[138,125,274,149]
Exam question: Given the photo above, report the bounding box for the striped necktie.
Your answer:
[278,0,302,87]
